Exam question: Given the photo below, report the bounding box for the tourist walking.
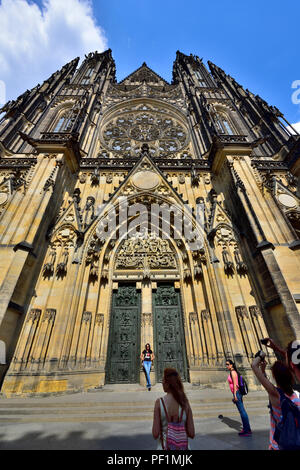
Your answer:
[141,343,154,391]
[152,368,195,450]
[226,359,252,436]
[251,351,300,450]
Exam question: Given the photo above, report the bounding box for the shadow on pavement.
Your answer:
[0,427,270,451]
[218,415,242,431]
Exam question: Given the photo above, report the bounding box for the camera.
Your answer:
[260,338,269,346]
[255,350,266,360]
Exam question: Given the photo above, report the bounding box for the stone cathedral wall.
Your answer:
[0,51,299,396]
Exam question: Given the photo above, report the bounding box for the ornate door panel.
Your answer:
[153,284,188,382]
[106,284,141,384]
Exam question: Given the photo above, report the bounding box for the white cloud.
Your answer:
[0,0,107,104]
[286,122,300,135]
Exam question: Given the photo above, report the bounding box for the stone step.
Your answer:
[0,387,269,423]
[0,401,268,414]
[0,408,268,423]
[0,396,267,408]
[0,392,269,422]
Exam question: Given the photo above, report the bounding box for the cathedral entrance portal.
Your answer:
[105,281,188,385]
[105,284,141,384]
[106,232,189,385]
[153,283,188,382]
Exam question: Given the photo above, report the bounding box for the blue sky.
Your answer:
[1,0,300,126]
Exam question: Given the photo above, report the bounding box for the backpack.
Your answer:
[273,388,300,450]
[160,398,188,450]
[238,373,248,396]
[230,371,248,396]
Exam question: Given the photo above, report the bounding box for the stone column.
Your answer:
[189,312,203,366]
[90,313,104,367]
[31,309,56,372]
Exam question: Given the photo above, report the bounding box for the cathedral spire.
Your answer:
[0,56,80,155]
[0,57,79,119]
[207,59,298,155]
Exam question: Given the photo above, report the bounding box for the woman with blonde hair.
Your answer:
[152,368,195,449]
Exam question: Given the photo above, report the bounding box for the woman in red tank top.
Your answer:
[226,360,252,436]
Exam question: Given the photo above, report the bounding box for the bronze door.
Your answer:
[105,284,141,383]
[153,284,188,382]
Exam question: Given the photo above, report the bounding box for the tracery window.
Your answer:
[81,67,94,85]
[100,103,189,157]
[52,109,74,132]
[214,112,234,135]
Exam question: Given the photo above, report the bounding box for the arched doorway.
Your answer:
[105,233,189,384]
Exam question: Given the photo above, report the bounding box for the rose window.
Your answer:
[100,105,189,157]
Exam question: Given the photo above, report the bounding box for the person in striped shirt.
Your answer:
[251,352,300,450]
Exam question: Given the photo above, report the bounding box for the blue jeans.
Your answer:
[234,390,251,432]
[143,361,152,388]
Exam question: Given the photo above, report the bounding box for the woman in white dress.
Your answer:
[152,368,195,449]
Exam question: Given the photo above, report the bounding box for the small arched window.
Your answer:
[215,112,234,135]
[53,109,73,132]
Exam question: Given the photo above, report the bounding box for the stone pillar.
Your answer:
[19,308,41,371]
[31,309,56,372]
[188,311,204,367]
[90,313,105,367]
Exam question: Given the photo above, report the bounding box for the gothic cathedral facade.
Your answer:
[0,50,299,396]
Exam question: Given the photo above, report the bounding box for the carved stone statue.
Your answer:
[222,247,235,276]
[43,247,56,277]
[83,196,95,228]
[56,248,69,277]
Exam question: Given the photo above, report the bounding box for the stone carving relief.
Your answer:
[43,309,56,323]
[104,79,186,111]
[79,173,87,184]
[0,169,30,215]
[142,312,153,327]
[27,309,41,323]
[215,226,236,248]
[82,311,92,324]
[43,226,78,279]
[95,313,104,325]
[260,172,300,238]
[91,167,100,185]
[0,179,10,216]
[115,233,177,270]
[115,287,138,307]
[50,227,77,248]
[43,247,57,277]
[56,248,69,277]
[82,196,95,229]
[234,248,248,275]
